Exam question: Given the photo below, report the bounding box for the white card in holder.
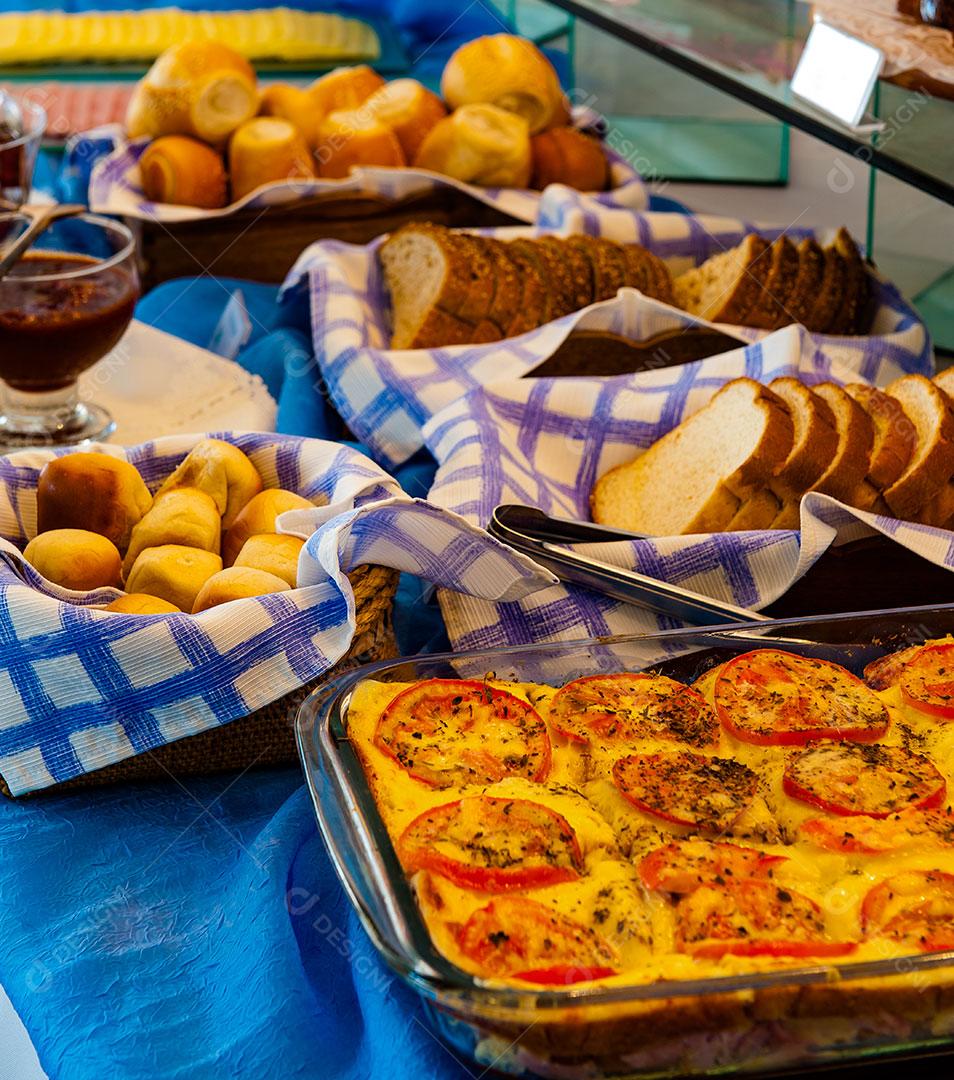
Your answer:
[791,19,886,131]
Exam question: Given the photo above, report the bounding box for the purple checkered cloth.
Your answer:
[282,191,930,468]
[0,433,553,795]
[422,363,954,653]
[77,124,647,225]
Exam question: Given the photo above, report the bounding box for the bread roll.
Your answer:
[157,439,263,530]
[413,104,531,188]
[530,127,608,191]
[315,109,405,178]
[229,116,316,200]
[308,65,384,117]
[24,529,122,591]
[122,488,222,577]
[126,41,258,145]
[192,567,291,613]
[441,35,563,134]
[234,533,304,587]
[37,452,153,552]
[223,489,316,566]
[362,78,447,161]
[259,83,322,148]
[105,593,180,615]
[125,545,223,613]
[139,135,228,209]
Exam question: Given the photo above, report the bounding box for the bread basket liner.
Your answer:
[0,432,555,796]
[76,123,647,226]
[420,356,954,652]
[279,187,930,468]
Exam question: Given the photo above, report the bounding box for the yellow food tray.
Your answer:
[0,7,380,65]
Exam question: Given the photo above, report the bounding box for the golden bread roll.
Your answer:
[24,529,122,591]
[315,109,405,178]
[192,566,291,613]
[37,452,153,552]
[229,116,317,200]
[233,533,304,587]
[441,35,563,134]
[413,104,531,188]
[126,41,258,145]
[545,95,573,130]
[139,135,228,209]
[105,593,181,615]
[125,545,223,613]
[530,127,608,191]
[156,438,263,530]
[223,489,316,566]
[362,78,447,161]
[259,83,322,148]
[122,488,222,578]
[308,64,384,117]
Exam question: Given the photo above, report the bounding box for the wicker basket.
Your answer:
[3,563,399,796]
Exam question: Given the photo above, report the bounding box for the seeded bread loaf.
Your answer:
[745,236,799,331]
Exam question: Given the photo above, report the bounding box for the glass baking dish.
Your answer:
[296,604,954,1079]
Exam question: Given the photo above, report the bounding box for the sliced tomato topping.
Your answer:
[548,673,718,749]
[799,810,954,854]
[512,964,617,986]
[861,870,954,953]
[674,879,856,959]
[900,643,954,719]
[638,839,786,894]
[783,742,946,819]
[714,650,889,746]
[863,645,923,692]
[398,796,583,892]
[456,896,618,980]
[612,750,758,833]
[374,679,551,788]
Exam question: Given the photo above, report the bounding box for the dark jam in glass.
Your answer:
[0,253,138,391]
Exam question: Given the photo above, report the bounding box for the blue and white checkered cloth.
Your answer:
[74,124,647,225]
[283,192,931,468]
[0,432,554,796]
[422,354,954,653]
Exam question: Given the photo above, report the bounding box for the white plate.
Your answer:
[78,321,278,445]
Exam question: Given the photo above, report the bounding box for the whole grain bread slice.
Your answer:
[843,383,916,491]
[784,238,826,329]
[805,245,846,334]
[590,377,794,535]
[505,245,549,337]
[884,374,954,521]
[829,228,870,335]
[672,234,770,324]
[621,245,675,305]
[540,236,594,311]
[510,238,571,320]
[745,236,799,330]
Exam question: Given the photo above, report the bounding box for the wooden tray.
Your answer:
[135,189,520,288]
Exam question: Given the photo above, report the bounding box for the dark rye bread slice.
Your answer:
[482,238,526,337]
[782,238,825,330]
[805,246,846,334]
[672,234,770,325]
[509,238,571,320]
[619,245,674,305]
[591,378,794,535]
[884,375,954,521]
[744,236,799,330]
[828,228,870,335]
[566,235,626,303]
[505,244,549,337]
[539,236,594,311]
[843,384,916,491]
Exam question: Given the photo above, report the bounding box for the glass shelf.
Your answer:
[537,0,954,208]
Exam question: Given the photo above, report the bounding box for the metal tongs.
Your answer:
[488,504,770,626]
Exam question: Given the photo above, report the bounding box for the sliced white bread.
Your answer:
[750,377,840,530]
[843,384,915,491]
[934,367,954,399]
[883,374,954,522]
[591,378,794,536]
[810,383,879,510]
